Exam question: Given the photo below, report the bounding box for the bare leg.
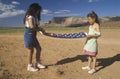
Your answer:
[88,56,92,67]
[27,48,34,64]
[35,44,46,68]
[82,56,92,70]
[88,56,96,74]
[34,39,45,69]
[92,56,97,69]
[35,44,41,63]
[27,48,39,71]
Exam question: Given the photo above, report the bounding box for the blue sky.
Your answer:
[0,0,120,27]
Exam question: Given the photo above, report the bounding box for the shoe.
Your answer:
[36,63,46,69]
[82,66,91,70]
[88,69,96,74]
[27,64,38,72]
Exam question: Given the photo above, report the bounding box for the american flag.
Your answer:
[45,32,87,39]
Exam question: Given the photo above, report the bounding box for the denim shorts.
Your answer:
[24,29,39,48]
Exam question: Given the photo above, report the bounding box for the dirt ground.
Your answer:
[0,29,120,79]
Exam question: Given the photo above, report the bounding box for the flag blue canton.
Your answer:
[52,32,87,38]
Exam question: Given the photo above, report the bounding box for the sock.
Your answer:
[28,64,32,67]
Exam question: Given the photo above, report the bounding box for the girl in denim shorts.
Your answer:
[24,3,46,72]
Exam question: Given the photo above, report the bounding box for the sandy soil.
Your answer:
[0,29,120,79]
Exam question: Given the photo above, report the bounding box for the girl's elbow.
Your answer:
[98,34,101,37]
[30,25,34,29]
[99,34,101,37]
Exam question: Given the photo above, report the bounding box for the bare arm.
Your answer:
[28,17,34,29]
[87,23,101,38]
[28,18,46,34]
[37,26,46,34]
[87,34,100,38]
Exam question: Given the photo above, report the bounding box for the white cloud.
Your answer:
[41,9,78,17]
[0,2,25,18]
[42,9,71,15]
[0,3,15,11]
[54,13,80,17]
[54,10,71,14]
[88,0,99,3]
[88,0,93,2]
[11,1,20,5]
[0,9,25,18]
[42,9,52,15]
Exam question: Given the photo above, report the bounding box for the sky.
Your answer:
[0,0,120,27]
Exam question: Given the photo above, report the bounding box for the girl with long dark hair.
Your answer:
[24,3,46,72]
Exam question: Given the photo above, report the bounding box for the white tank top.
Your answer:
[25,15,39,28]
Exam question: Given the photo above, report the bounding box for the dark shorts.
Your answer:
[24,29,40,48]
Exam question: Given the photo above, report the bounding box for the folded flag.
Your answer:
[45,32,87,39]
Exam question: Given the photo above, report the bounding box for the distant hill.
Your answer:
[40,16,120,27]
[100,16,120,22]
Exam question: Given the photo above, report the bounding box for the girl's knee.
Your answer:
[92,57,97,61]
[36,47,41,52]
[88,56,92,60]
[88,56,92,58]
[27,48,34,52]
[35,45,41,51]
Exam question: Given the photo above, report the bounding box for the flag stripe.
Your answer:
[46,32,87,39]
